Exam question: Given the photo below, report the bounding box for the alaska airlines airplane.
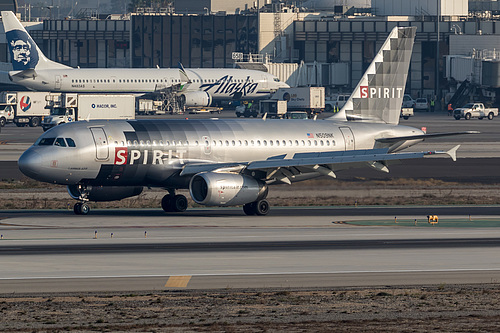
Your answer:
[1,11,288,106]
[18,27,474,215]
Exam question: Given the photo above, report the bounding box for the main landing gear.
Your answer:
[161,193,188,213]
[243,199,270,216]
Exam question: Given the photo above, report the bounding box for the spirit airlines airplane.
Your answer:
[1,11,288,106]
[18,27,474,215]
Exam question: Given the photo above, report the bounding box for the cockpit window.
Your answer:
[38,138,55,146]
[66,138,76,147]
[54,138,66,147]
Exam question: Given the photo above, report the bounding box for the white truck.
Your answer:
[453,103,498,120]
[271,87,325,114]
[42,94,135,131]
[0,93,15,127]
[0,91,52,127]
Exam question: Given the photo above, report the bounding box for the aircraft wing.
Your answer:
[376,131,479,144]
[180,146,460,182]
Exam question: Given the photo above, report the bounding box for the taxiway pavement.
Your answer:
[1,207,500,293]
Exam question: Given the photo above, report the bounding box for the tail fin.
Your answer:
[1,11,70,71]
[328,26,416,124]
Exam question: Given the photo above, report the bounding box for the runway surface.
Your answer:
[2,206,500,293]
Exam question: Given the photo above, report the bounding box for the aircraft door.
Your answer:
[55,75,61,90]
[261,75,268,90]
[339,127,355,151]
[202,136,211,155]
[90,127,109,160]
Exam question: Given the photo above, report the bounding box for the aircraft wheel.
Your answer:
[74,203,82,215]
[253,199,270,216]
[161,195,172,212]
[243,203,256,216]
[74,202,90,215]
[172,194,188,212]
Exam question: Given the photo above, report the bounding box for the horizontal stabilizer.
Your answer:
[9,69,37,79]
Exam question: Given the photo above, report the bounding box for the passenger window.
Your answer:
[66,138,76,147]
[54,138,67,147]
[38,137,56,146]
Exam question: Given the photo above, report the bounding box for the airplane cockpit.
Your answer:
[35,137,77,147]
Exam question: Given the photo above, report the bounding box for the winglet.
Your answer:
[178,62,191,83]
[446,145,460,162]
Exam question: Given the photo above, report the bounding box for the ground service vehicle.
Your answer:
[235,103,259,118]
[272,87,325,114]
[0,91,52,127]
[0,93,15,126]
[42,94,135,130]
[400,108,414,120]
[453,103,499,120]
[259,100,287,118]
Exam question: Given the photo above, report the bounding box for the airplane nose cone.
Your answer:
[18,149,42,179]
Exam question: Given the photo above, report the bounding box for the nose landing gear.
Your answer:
[68,184,91,215]
[74,202,90,215]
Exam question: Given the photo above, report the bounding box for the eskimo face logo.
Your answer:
[19,96,31,112]
[6,30,39,71]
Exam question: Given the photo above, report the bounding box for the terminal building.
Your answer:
[1,0,500,106]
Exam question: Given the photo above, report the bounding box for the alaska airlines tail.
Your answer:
[329,26,416,125]
[1,11,70,71]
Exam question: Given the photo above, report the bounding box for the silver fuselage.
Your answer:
[19,119,424,188]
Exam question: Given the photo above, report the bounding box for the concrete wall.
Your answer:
[372,0,467,16]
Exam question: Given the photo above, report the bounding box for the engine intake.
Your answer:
[179,91,212,107]
[189,172,267,206]
[67,185,143,202]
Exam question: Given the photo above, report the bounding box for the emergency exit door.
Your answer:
[90,127,109,160]
[339,127,355,151]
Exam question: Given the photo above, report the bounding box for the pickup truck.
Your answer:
[453,103,498,120]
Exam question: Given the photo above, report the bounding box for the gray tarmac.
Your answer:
[1,206,500,292]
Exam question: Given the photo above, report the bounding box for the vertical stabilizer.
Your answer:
[1,11,70,71]
[329,26,416,124]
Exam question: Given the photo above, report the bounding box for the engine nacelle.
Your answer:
[179,91,212,107]
[67,185,143,202]
[189,172,268,206]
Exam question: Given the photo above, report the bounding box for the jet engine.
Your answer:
[67,185,143,202]
[189,172,268,206]
[179,91,212,107]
